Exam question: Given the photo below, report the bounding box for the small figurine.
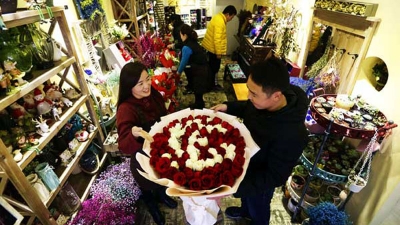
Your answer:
[32,115,49,135]
[60,97,73,107]
[3,60,27,86]
[23,92,37,114]
[64,88,81,100]
[52,107,61,121]
[33,88,53,115]
[9,102,29,120]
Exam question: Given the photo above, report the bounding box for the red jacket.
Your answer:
[116,88,167,155]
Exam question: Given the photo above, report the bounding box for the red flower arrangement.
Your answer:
[137,109,259,197]
[149,114,246,190]
[151,71,176,99]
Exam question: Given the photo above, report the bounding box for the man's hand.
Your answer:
[131,126,143,138]
[167,44,174,49]
[210,104,228,112]
[217,54,222,59]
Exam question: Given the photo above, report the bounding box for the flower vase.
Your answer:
[35,162,60,191]
[26,173,50,202]
[54,182,81,215]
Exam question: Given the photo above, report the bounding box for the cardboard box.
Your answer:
[103,41,133,70]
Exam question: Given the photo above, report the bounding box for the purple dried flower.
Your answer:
[68,158,140,224]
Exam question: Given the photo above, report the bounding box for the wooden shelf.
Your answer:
[45,129,98,207]
[1,6,65,28]
[17,95,88,170]
[0,57,75,111]
[0,7,106,225]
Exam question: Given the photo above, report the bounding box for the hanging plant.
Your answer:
[305,38,332,79]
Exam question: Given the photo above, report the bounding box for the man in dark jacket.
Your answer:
[211,57,309,224]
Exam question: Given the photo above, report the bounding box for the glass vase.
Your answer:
[19,23,54,70]
[54,182,81,215]
[35,162,60,191]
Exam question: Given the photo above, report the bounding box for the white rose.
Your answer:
[205,158,215,167]
[169,123,185,137]
[188,130,200,145]
[168,136,181,150]
[225,151,236,161]
[193,159,205,171]
[208,148,218,156]
[185,159,193,169]
[214,124,227,134]
[170,161,179,169]
[197,137,208,146]
[206,117,212,123]
[186,120,193,127]
[205,125,214,133]
[221,143,236,153]
[161,153,172,159]
[193,118,202,125]
[187,145,199,156]
[175,149,185,158]
[189,153,198,161]
[214,154,223,163]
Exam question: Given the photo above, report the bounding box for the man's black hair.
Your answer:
[249,57,290,96]
[223,5,237,16]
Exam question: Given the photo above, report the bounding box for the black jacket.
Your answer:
[226,85,309,197]
[172,21,184,49]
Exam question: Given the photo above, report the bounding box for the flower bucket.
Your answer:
[35,162,60,191]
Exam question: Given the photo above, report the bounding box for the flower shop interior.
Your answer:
[0,0,400,224]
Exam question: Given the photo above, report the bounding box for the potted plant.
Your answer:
[372,62,388,91]
[291,174,306,190]
[303,202,352,225]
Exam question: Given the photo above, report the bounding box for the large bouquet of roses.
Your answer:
[137,108,259,197]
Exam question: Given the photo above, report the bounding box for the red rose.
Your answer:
[212,117,222,124]
[183,167,194,180]
[233,154,245,167]
[201,167,214,176]
[173,172,187,186]
[155,157,171,174]
[150,155,159,167]
[199,127,208,137]
[221,171,235,186]
[214,174,223,187]
[201,174,215,189]
[221,158,232,170]
[189,178,202,190]
[163,167,178,179]
[231,165,243,177]
[177,157,186,168]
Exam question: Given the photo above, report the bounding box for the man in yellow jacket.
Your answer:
[202,5,237,91]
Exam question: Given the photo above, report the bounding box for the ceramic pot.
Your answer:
[291,174,306,190]
[304,187,320,203]
[26,173,50,202]
[348,175,366,193]
[287,198,298,213]
[35,162,60,191]
[327,185,342,203]
[55,182,81,215]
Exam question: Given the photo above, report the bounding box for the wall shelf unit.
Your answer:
[0,7,106,225]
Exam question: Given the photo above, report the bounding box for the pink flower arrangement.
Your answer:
[68,158,141,225]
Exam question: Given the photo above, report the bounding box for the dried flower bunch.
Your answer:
[68,158,141,225]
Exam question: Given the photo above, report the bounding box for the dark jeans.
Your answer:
[241,187,275,225]
[207,52,222,85]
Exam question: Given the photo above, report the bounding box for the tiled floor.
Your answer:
[134,57,302,225]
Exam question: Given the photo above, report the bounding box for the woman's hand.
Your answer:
[131,126,143,138]
[210,104,227,112]
[167,44,174,49]
[132,126,154,142]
